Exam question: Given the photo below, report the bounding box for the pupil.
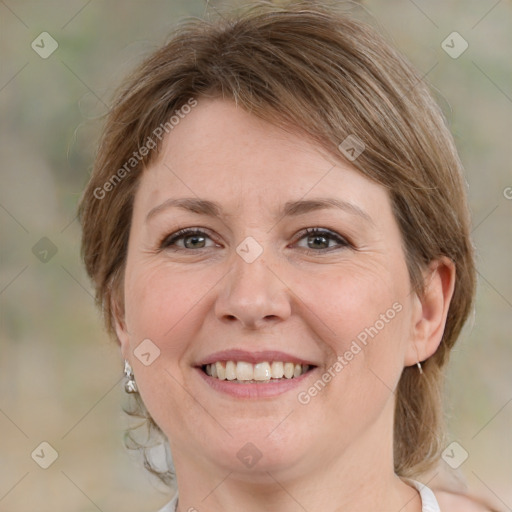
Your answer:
[185,235,205,248]
[308,235,328,249]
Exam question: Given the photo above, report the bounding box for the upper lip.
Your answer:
[196,349,318,367]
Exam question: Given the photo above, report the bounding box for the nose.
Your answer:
[214,250,292,330]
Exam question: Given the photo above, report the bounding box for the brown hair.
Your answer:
[79,0,476,486]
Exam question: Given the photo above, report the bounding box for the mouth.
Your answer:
[201,361,313,383]
[194,350,318,398]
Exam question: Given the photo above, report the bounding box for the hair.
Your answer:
[79,0,476,489]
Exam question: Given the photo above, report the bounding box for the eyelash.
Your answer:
[159,227,351,253]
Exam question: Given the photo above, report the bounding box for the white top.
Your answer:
[156,479,441,511]
[407,479,442,512]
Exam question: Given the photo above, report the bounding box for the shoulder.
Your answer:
[435,490,496,512]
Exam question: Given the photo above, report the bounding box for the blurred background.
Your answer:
[0,0,511,511]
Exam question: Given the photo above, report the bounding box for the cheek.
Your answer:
[302,259,411,388]
[294,267,410,432]
[311,263,405,338]
[122,261,218,428]
[124,260,215,343]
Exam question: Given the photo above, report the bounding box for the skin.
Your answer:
[114,98,456,512]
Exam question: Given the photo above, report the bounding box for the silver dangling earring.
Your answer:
[124,360,138,393]
[414,345,424,375]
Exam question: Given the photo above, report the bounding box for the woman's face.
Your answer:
[117,98,423,479]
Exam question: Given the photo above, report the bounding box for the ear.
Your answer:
[404,257,456,367]
[111,286,131,361]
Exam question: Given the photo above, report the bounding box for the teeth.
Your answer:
[203,361,311,382]
[271,361,284,378]
[236,361,253,381]
[284,362,294,379]
[215,361,226,380]
[253,362,271,380]
[225,361,237,381]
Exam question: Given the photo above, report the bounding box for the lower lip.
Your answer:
[195,367,315,398]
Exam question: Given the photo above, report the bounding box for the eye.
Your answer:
[294,227,351,252]
[159,227,351,252]
[160,228,218,250]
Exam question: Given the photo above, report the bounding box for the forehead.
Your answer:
[135,98,389,218]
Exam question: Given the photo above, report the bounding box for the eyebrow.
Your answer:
[146,197,373,224]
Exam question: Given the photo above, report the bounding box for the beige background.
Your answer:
[1,1,511,511]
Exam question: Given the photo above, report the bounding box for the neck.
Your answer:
[171,400,422,512]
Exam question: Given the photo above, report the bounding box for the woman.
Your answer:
[79,2,497,510]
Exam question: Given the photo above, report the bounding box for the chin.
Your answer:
[196,421,315,478]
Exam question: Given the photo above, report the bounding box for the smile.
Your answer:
[195,349,318,398]
[203,361,312,382]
